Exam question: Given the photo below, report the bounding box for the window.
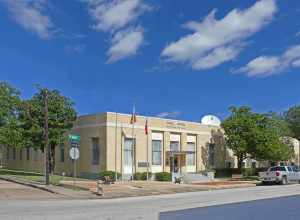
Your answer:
[19,149,23,160]
[187,142,196,166]
[92,138,99,165]
[124,138,133,167]
[12,148,16,160]
[6,148,10,160]
[152,140,162,165]
[60,144,65,163]
[33,150,38,161]
[226,161,232,168]
[170,141,180,151]
[26,148,30,161]
[270,166,287,171]
[208,143,215,167]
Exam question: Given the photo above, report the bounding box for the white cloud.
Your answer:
[192,46,242,70]
[4,0,54,39]
[161,0,277,70]
[157,111,181,118]
[292,59,300,67]
[107,27,144,63]
[87,0,151,33]
[85,0,151,62]
[237,44,300,76]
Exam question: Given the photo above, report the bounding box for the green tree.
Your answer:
[222,106,293,170]
[221,106,258,170]
[284,105,300,140]
[249,114,294,162]
[19,88,77,172]
[0,82,24,148]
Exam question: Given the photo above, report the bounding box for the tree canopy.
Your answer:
[284,105,300,140]
[0,82,77,172]
[0,82,24,148]
[221,106,294,169]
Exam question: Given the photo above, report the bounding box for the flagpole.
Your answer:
[131,105,135,180]
[114,112,118,182]
[120,123,123,181]
[146,118,149,181]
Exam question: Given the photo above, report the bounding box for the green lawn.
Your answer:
[0,168,85,185]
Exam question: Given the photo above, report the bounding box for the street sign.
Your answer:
[69,147,80,160]
[68,134,81,143]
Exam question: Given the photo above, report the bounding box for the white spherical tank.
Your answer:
[201,115,221,126]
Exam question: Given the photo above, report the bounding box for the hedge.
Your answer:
[155,172,172,182]
[133,172,152,180]
[214,168,267,178]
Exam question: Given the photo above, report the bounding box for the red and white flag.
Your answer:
[145,119,148,135]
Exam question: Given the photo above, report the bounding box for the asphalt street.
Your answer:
[0,184,300,220]
[160,195,300,220]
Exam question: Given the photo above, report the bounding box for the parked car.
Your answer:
[259,166,300,185]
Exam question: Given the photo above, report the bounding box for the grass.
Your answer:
[0,168,86,186]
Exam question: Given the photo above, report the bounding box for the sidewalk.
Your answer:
[0,175,99,199]
[60,179,257,199]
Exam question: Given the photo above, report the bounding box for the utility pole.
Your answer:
[44,89,50,185]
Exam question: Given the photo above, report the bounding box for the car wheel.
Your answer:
[281,177,288,185]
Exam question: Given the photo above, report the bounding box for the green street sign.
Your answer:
[69,134,81,143]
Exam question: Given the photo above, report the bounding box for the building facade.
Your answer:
[2,112,235,179]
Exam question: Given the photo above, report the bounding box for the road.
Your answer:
[0,184,300,220]
[160,195,300,220]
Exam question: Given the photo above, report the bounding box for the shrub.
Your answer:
[99,171,121,181]
[214,167,268,178]
[155,172,172,182]
[134,172,152,180]
[133,172,143,180]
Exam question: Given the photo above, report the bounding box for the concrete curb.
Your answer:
[0,176,59,195]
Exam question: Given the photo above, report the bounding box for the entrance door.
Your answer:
[170,156,180,173]
[124,138,133,179]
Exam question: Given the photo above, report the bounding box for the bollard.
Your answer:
[96,180,103,196]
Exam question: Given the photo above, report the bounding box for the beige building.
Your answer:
[2,112,234,179]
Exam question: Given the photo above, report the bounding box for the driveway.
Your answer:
[0,179,63,200]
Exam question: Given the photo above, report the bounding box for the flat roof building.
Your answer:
[2,112,234,179]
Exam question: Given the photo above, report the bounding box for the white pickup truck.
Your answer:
[259,166,300,185]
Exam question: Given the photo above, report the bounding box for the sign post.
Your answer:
[69,134,80,190]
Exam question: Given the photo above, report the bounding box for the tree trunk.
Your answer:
[237,156,244,174]
[50,144,55,174]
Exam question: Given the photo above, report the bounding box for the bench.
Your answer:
[103,176,115,184]
[174,177,183,184]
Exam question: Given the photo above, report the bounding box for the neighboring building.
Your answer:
[242,137,300,169]
[3,112,234,179]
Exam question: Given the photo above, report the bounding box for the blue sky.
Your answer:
[0,0,300,122]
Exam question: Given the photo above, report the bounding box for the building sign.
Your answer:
[166,121,186,130]
[138,162,149,168]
